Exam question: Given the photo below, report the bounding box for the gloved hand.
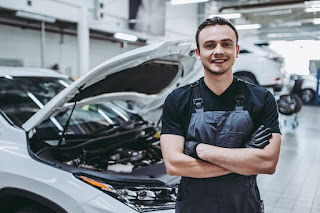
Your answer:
[184,141,200,159]
[244,125,272,148]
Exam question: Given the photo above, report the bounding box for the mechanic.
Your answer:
[160,17,282,213]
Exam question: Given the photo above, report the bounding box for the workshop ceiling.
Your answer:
[206,0,320,41]
[1,0,320,42]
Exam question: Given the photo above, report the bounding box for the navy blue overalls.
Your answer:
[176,79,264,213]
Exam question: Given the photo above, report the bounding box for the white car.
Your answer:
[0,40,203,213]
[233,41,285,92]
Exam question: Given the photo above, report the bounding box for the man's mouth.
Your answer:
[212,59,227,63]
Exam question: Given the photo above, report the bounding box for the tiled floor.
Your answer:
[258,105,320,213]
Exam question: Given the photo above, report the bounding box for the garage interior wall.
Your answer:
[0,0,199,78]
[0,24,144,78]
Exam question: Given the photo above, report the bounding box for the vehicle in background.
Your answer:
[0,40,203,213]
[233,41,285,92]
[298,74,320,103]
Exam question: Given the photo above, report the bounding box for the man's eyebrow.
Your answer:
[221,39,234,43]
[203,39,234,44]
[203,40,215,44]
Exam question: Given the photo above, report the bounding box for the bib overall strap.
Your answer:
[190,80,204,110]
[234,77,246,111]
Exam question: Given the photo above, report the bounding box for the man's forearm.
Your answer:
[196,133,281,175]
[164,152,232,178]
[160,134,232,178]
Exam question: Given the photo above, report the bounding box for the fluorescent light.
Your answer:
[16,11,56,23]
[209,13,242,19]
[267,33,282,38]
[304,1,320,7]
[4,75,13,80]
[305,7,320,12]
[252,9,292,16]
[171,0,209,5]
[113,32,138,42]
[313,18,320,24]
[235,24,261,30]
[270,21,302,28]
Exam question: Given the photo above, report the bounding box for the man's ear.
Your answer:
[195,48,201,60]
[236,45,240,58]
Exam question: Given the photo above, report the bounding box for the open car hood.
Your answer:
[22,40,201,132]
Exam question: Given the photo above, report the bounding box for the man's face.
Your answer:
[196,25,239,76]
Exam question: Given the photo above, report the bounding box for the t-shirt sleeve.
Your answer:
[262,91,281,134]
[161,92,185,136]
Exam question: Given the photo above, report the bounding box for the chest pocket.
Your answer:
[223,110,253,148]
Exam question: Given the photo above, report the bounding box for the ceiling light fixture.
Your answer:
[269,20,302,28]
[235,24,261,30]
[305,7,320,12]
[16,10,56,23]
[252,9,293,16]
[304,0,320,7]
[170,0,209,5]
[313,18,320,24]
[113,32,138,42]
[209,13,242,19]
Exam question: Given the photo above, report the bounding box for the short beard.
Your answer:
[203,64,229,76]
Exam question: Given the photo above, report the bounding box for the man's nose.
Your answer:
[214,44,224,55]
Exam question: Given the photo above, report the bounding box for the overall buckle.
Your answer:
[193,98,203,109]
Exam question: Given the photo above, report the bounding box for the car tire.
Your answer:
[15,205,55,213]
[277,94,303,115]
[300,88,315,103]
[236,74,258,85]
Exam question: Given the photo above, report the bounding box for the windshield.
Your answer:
[0,76,72,126]
[0,76,141,139]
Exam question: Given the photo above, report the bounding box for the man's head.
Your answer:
[195,17,239,50]
[195,17,240,76]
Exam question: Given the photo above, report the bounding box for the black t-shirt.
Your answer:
[161,76,281,137]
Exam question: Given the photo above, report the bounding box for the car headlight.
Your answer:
[76,175,177,212]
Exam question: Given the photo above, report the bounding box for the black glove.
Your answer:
[184,141,200,159]
[244,125,272,148]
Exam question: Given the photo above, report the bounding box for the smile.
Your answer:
[212,59,227,63]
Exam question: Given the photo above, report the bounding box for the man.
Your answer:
[160,17,281,213]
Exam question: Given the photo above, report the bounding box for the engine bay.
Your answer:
[30,122,164,174]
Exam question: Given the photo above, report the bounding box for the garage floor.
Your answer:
[258,105,320,213]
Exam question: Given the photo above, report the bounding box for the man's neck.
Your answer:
[203,71,233,96]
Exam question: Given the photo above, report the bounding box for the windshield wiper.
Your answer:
[57,102,77,148]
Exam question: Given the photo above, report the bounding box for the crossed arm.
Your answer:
[160,134,231,178]
[160,133,281,178]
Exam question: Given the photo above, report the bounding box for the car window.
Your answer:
[0,76,141,139]
[0,77,72,126]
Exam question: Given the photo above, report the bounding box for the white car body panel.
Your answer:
[301,75,320,94]
[0,114,177,213]
[234,41,285,87]
[0,114,141,213]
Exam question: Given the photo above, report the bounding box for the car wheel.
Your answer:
[15,205,55,213]
[236,74,258,85]
[277,94,303,115]
[300,88,315,103]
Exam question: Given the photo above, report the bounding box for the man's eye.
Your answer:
[223,43,231,47]
[205,44,214,48]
